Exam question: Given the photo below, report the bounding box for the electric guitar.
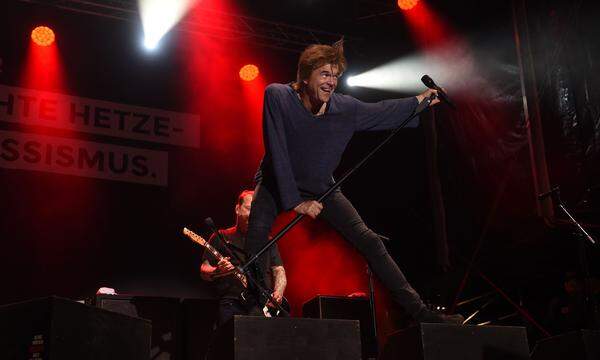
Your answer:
[183,227,289,317]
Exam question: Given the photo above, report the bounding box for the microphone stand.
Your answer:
[240,94,438,273]
[366,264,378,357]
[550,189,596,246]
[544,187,598,328]
[205,218,289,317]
[366,233,389,355]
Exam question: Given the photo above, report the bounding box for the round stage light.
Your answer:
[397,0,419,10]
[239,64,259,82]
[31,26,55,46]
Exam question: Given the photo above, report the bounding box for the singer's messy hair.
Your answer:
[292,38,346,92]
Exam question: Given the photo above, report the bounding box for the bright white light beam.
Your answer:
[139,0,196,50]
[347,43,476,94]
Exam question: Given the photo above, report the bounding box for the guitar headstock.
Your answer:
[183,227,208,246]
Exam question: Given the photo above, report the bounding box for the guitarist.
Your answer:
[200,190,287,325]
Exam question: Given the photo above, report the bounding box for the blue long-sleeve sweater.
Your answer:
[256,83,419,211]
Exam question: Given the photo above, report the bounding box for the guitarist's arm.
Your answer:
[200,260,216,281]
[200,257,235,281]
[271,265,287,304]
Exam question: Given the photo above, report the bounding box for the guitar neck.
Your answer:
[204,239,246,285]
[204,242,226,262]
[183,227,247,286]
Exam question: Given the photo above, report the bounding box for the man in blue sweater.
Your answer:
[246,40,463,324]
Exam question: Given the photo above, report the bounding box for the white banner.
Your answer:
[0,85,200,147]
[0,130,168,186]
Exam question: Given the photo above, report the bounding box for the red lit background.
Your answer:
[0,0,599,347]
[22,25,64,93]
[177,0,378,323]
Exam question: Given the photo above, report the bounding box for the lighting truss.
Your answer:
[17,0,352,52]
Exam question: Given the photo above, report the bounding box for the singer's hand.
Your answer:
[294,200,323,219]
[416,88,441,106]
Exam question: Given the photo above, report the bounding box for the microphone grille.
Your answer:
[204,217,215,229]
[421,75,435,88]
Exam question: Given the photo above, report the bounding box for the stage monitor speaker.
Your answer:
[94,294,182,359]
[0,296,151,359]
[302,295,376,359]
[531,330,600,360]
[180,298,219,360]
[206,315,362,360]
[379,323,530,360]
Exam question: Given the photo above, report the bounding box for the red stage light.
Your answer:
[397,0,419,10]
[239,64,259,81]
[31,26,55,46]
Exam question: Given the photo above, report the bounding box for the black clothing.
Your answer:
[202,226,283,300]
[256,83,419,211]
[217,299,263,326]
[247,183,425,316]
[247,83,427,317]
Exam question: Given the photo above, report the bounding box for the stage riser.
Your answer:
[303,295,377,359]
[0,296,152,360]
[379,323,530,360]
[531,330,600,360]
[94,295,219,360]
[206,315,362,360]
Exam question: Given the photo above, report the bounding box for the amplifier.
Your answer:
[302,295,376,359]
[379,323,530,360]
[206,315,362,360]
[0,296,151,359]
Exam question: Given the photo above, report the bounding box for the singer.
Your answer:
[245,40,462,323]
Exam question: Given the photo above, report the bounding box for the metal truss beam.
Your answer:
[18,0,353,52]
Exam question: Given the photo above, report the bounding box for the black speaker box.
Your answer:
[379,323,530,360]
[0,296,151,359]
[206,315,362,360]
[94,294,182,359]
[302,295,376,359]
[180,298,219,360]
[531,330,600,360]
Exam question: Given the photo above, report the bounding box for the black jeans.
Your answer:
[245,182,426,316]
[218,299,262,326]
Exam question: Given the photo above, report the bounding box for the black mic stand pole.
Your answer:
[205,218,289,316]
[367,264,378,356]
[550,189,596,246]
[542,187,598,328]
[366,233,389,354]
[241,93,439,273]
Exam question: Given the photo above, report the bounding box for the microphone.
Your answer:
[204,217,223,245]
[421,75,456,109]
[204,217,217,231]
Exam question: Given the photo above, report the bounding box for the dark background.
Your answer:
[1,0,599,343]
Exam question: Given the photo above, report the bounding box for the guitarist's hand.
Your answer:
[267,290,283,308]
[294,200,323,219]
[216,257,234,273]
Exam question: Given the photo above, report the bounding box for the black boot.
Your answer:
[415,308,465,324]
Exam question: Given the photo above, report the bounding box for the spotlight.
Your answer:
[397,0,419,10]
[239,64,259,81]
[31,26,55,46]
[139,0,195,53]
[346,76,356,87]
[143,37,159,51]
